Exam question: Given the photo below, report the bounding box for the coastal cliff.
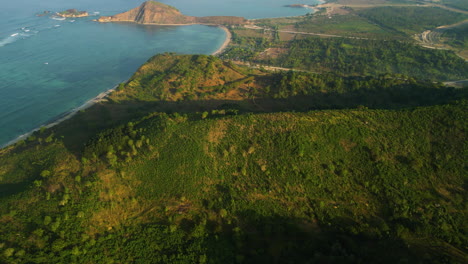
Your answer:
[98,1,247,25]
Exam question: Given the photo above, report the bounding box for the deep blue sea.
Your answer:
[0,0,318,146]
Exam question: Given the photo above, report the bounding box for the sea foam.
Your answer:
[51,16,66,21]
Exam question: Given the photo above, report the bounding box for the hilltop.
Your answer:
[48,54,466,151]
[98,1,247,25]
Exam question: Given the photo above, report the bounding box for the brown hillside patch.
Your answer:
[87,170,143,234]
[248,192,271,201]
[208,120,228,144]
[97,170,135,202]
[256,48,288,60]
[42,149,81,193]
[0,215,14,224]
[52,152,80,176]
[340,139,357,152]
[279,32,297,41]
[88,200,143,235]
[262,113,300,132]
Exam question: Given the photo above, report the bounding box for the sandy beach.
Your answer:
[212,26,232,55]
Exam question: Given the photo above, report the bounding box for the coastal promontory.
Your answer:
[98,1,247,25]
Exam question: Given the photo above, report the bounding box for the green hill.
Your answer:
[51,54,466,151]
[0,98,467,262]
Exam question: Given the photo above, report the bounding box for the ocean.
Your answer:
[0,0,318,147]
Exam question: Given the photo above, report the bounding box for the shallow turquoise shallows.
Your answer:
[0,0,318,146]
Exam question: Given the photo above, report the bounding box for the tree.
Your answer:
[3,248,14,258]
[40,170,51,178]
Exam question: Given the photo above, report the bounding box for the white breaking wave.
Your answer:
[0,32,35,48]
[0,33,22,47]
[51,16,66,21]
[0,36,18,47]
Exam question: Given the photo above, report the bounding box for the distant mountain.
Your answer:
[98,1,247,25]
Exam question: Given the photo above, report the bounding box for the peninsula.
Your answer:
[97,1,247,25]
[57,9,89,18]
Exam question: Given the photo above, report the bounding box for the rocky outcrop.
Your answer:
[98,1,247,25]
[57,9,89,18]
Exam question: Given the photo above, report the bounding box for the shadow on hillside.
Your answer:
[184,212,422,263]
[53,85,466,155]
[0,182,31,198]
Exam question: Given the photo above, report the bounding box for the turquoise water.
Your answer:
[0,0,319,146]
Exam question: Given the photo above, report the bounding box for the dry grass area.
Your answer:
[208,120,228,145]
[255,48,289,60]
[317,4,351,16]
[458,50,468,60]
[87,170,144,234]
[278,32,297,41]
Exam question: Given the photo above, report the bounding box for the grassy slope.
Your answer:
[356,6,468,35]
[0,99,466,263]
[110,53,255,102]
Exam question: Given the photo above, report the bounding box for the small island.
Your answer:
[57,9,89,18]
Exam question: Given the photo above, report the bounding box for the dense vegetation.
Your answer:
[441,24,468,49]
[441,0,468,11]
[0,98,467,263]
[43,54,465,156]
[357,7,467,35]
[105,54,467,109]
[1,1,467,261]
[110,53,254,102]
[293,13,395,39]
[223,36,468,80]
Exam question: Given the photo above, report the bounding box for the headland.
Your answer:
[97,1,247,26]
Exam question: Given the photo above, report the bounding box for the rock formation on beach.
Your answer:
[98,1,247,25]
[57,9,89,18]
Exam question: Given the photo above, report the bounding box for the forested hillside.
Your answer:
[0,54,466,263]
[47,54,466,152]
[1,0,467,262]
[0,99,466,263]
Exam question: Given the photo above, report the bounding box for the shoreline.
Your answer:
[212,25,232,56]
[1,1,310,150]
[1,24,232,149]
[1,83,121,149]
